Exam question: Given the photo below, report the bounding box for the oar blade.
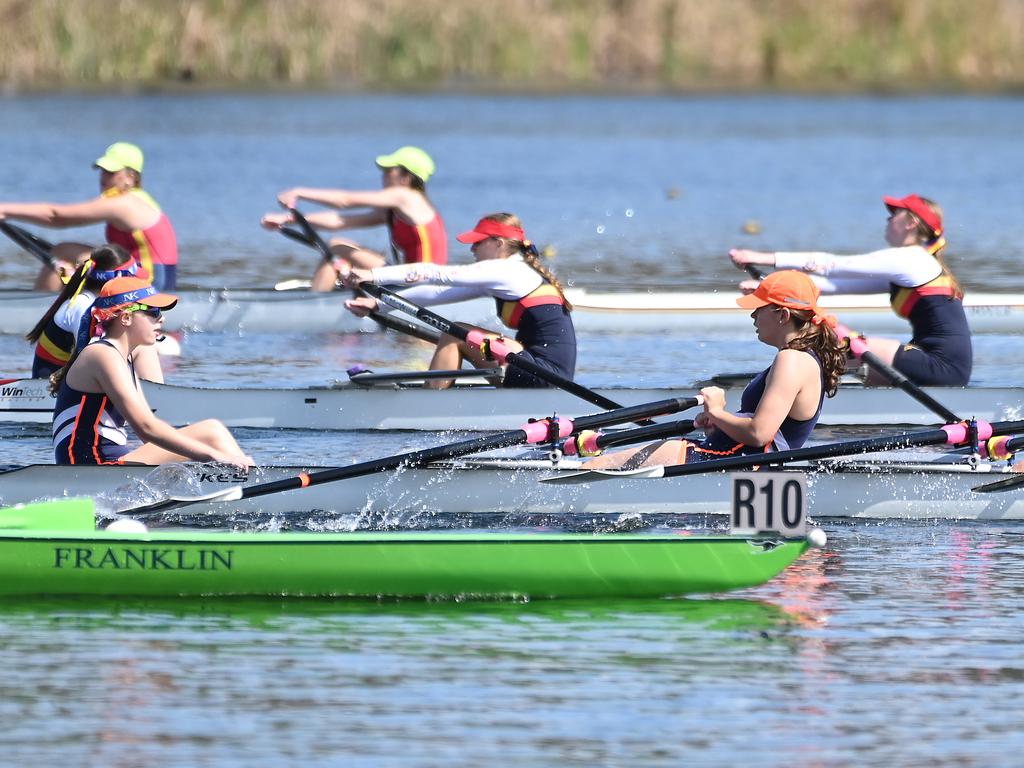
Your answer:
[972,474,1024,493]
[540,466,667,485]
[119,485,244,516]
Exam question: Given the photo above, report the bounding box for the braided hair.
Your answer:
[482,213,573,312]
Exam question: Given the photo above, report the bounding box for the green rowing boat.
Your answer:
[0,500,817,599]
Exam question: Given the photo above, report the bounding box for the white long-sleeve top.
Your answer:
[369,255,544,305]
[774,245,942,294]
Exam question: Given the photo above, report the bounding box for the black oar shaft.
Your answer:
[0,222,60,273]
[840,326,961,423]
[361,283,635,415]
[125,396,700,515]
[571,419,696,453]
[661,418,1024,478]
[279,208,441,344]
[240,396,698,501]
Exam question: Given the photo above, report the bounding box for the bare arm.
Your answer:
[261,209,387,231]
[701,350,813,446]
[0,196,132,229]
[83,346,228,461]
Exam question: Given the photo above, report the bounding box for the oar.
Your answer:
[559,419,696,456]
[970,434,1024,492]
[835,323,961,424]
[279,207,442,345]
[542,418,1024,485]
[119,395,703,517]
[357,282,643,418]
[0,221,60,274]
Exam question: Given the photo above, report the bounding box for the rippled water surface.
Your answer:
[2,93,1024,764]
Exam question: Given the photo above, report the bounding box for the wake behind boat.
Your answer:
[1,287,1023,335]
[1,456,1021,520]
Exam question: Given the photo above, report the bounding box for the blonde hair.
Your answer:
[481,212,573,312]
[909,197,962,296]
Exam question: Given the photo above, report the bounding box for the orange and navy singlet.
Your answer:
[389,212,447,265]
[104,188,178,289]
[52,340,135,465]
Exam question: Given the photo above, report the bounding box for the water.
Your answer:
[2,93,1024,764]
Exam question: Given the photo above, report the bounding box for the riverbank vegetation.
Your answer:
[2,0,1022,92]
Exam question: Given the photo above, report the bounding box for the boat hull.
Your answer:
[0,527,806,598]
[2,377,1019,429]
[2,288,1023,335]
[1,459,1021,520]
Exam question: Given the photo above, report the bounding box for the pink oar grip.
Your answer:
[521,417,575,444]
[941,420,993,445]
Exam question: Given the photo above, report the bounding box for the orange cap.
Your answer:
[736,270,836,327]
[736,270,820,310]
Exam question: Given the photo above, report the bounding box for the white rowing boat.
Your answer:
[1,287,1022,335]
[2,374,1020,430]
[0,457,1019,520]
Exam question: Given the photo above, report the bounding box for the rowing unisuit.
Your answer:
[371,256,576,387]
[103,188,178,289]
[389,212,447,264]
[775,245,971,386]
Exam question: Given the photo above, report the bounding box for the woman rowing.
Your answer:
[27,244,163,382]
[261,146,447,292]
[344,213,576,390]
[0,142,179,292]
[583,271,846,469]
[51,276,252,468]
[730,194,971,387]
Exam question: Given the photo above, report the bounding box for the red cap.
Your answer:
[883,194,942,237]
[456,218,526,244]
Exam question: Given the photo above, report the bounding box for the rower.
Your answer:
[343,213,577,390]
[730,194,972,387]
[261,146,447,292]
[26,243,163,382]
[0,142,178,292]
[51,276,252,468]
[582,271,847,469]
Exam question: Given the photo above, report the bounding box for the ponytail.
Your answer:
[786,309,847,397]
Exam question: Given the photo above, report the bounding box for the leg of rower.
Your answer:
[121,420,246,465]
[581,440,688,470]
[859,337,903,385]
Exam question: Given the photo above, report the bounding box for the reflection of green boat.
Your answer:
[0,500,816,599]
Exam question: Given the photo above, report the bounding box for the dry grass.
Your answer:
[1,0,1022,90]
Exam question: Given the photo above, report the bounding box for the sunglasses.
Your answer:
[133,305,162,320]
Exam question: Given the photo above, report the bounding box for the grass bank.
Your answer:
[2,0,1023,92]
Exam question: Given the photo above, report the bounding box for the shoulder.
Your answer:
[771,348,820,376]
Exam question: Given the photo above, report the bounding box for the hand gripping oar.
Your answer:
[119,395,703,517]
[357,282,644,419]
[542,419,1024,485]
[0,221,60,274]
[835,323,961,424]
[280,207,442,345]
